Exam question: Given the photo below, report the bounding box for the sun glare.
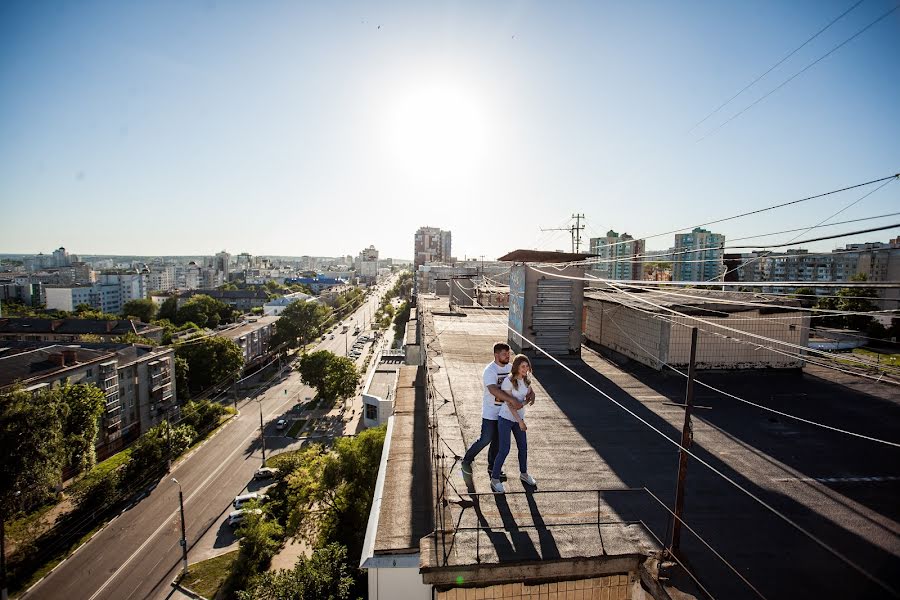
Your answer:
[385,82,489,179]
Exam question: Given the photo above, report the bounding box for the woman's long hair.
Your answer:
[509,354,532,390]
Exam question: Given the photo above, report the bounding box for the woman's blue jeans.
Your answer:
[491,416,527,479]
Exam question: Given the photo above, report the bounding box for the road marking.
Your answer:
[87,411,276,600]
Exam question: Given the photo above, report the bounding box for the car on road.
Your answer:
[228,508,263,526]
[275,418,288,430]
[233,492,268,509]
[253,467,279,480]
[329,334,335,339]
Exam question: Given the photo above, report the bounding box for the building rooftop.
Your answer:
[0,318,161,337]
[0,344,114,388]
[215,316,279,340]
[585,286,804,315]
[413,297,900,597]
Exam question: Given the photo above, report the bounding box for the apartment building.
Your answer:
[672,227,725,282]
[589,230,646,281]
[0,342,177,457]
[414,227,452,269]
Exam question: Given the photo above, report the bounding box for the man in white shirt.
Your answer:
[460,342,533,479]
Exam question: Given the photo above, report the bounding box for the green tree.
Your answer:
[814,274,879,331]
[0,387,65,512]
[281,426,386,597]
[296,351,359,401]
[158,296,178,322]
[235,506,284,571]
[180,399,227,437]
[59,384,106,471]
[121,299,157,323]
[272,301,331,350]
[175,337,244,392]
[125,421,195,479]
[174,356,190,398]
[114,331,158,346]
[236,543,354,600]
[393,300,411,342]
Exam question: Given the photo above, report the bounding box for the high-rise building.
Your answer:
[672,227,725,282]
[588,230,645,281]
[52,247,70,267]
[414,227,452,269]
[214,250,231,281]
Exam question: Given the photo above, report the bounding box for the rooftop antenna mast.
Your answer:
[540,213,586,253]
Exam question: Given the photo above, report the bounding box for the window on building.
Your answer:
[365,403,378,421]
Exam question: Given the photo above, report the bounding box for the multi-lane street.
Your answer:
[23,279,395,600]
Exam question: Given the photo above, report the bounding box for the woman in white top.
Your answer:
[490,354,537,493]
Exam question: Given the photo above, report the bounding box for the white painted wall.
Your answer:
[368,564,432,600]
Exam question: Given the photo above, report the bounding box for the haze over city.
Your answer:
[2,0,898,259]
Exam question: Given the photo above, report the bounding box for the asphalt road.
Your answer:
[22,279,396,600]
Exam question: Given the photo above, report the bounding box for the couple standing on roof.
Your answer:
[461,342,537,494]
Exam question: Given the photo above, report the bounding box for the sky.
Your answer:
[1,0,898,260]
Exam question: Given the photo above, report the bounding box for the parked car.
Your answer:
[233,492,268,510]
[228,508,263,526]
[253,467,278,480]
[275,419,288,430]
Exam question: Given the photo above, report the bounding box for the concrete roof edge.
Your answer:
[359,415,395,570]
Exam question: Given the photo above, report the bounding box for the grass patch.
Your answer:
[852,348,900,368]
[179,550,239,599]
[67,448,134,497]
[287,419,307,437]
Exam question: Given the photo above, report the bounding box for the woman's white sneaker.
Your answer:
[520,473,537,486]
[490,478,506,494]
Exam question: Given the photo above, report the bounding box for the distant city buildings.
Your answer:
[414,226,452,269]
[672,227,725,282]
[588,230,645,281]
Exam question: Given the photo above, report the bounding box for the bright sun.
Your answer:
[385,81,489,179]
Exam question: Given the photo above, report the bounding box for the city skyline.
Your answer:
[2,1,898,258]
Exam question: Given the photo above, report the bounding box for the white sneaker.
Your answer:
[490,478,505,494]
[520,472,537,486]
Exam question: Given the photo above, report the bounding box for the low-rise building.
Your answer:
[215,316,278,367]
[0,342,177,458]
[263,291,317,316]
[0,318,164,344]
[178,289,270,312]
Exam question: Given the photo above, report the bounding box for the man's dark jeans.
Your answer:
[462,418,499,472]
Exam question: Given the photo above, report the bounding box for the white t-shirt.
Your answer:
[498,375,531,422]
[481,361,512,420]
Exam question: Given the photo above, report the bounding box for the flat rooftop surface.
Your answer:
[419,298,900,599]
[372,365,433,555]
[366,364,400,400]
[216,316,279,339]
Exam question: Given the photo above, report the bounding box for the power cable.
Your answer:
[689,0,866,133]
[531,267,897,376]
[599,305,900,447]
[696,3,900,141]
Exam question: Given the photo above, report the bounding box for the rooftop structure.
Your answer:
[0,318,164,343]
[362,295,900,599]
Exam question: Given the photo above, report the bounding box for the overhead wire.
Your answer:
[596,307,900,448]
[696,3,900,141]
[445,282,897,595]
[531,267,898,377]
[689,0,866,133]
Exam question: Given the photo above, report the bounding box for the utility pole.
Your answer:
[539,213,586,253]
[571,213,585,254]
[172,479,189,577]
[258,400,267,466]
[670,327,698,553]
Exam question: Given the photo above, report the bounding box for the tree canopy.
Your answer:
[175,336,244,392]
[296,351,359,401]
[236,543,354,600]
[121,299,157,323]
[272,300,331,350]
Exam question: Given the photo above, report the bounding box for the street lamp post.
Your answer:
[171,479,188,577]
[258,400,267,466]
[1,491,20,600]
